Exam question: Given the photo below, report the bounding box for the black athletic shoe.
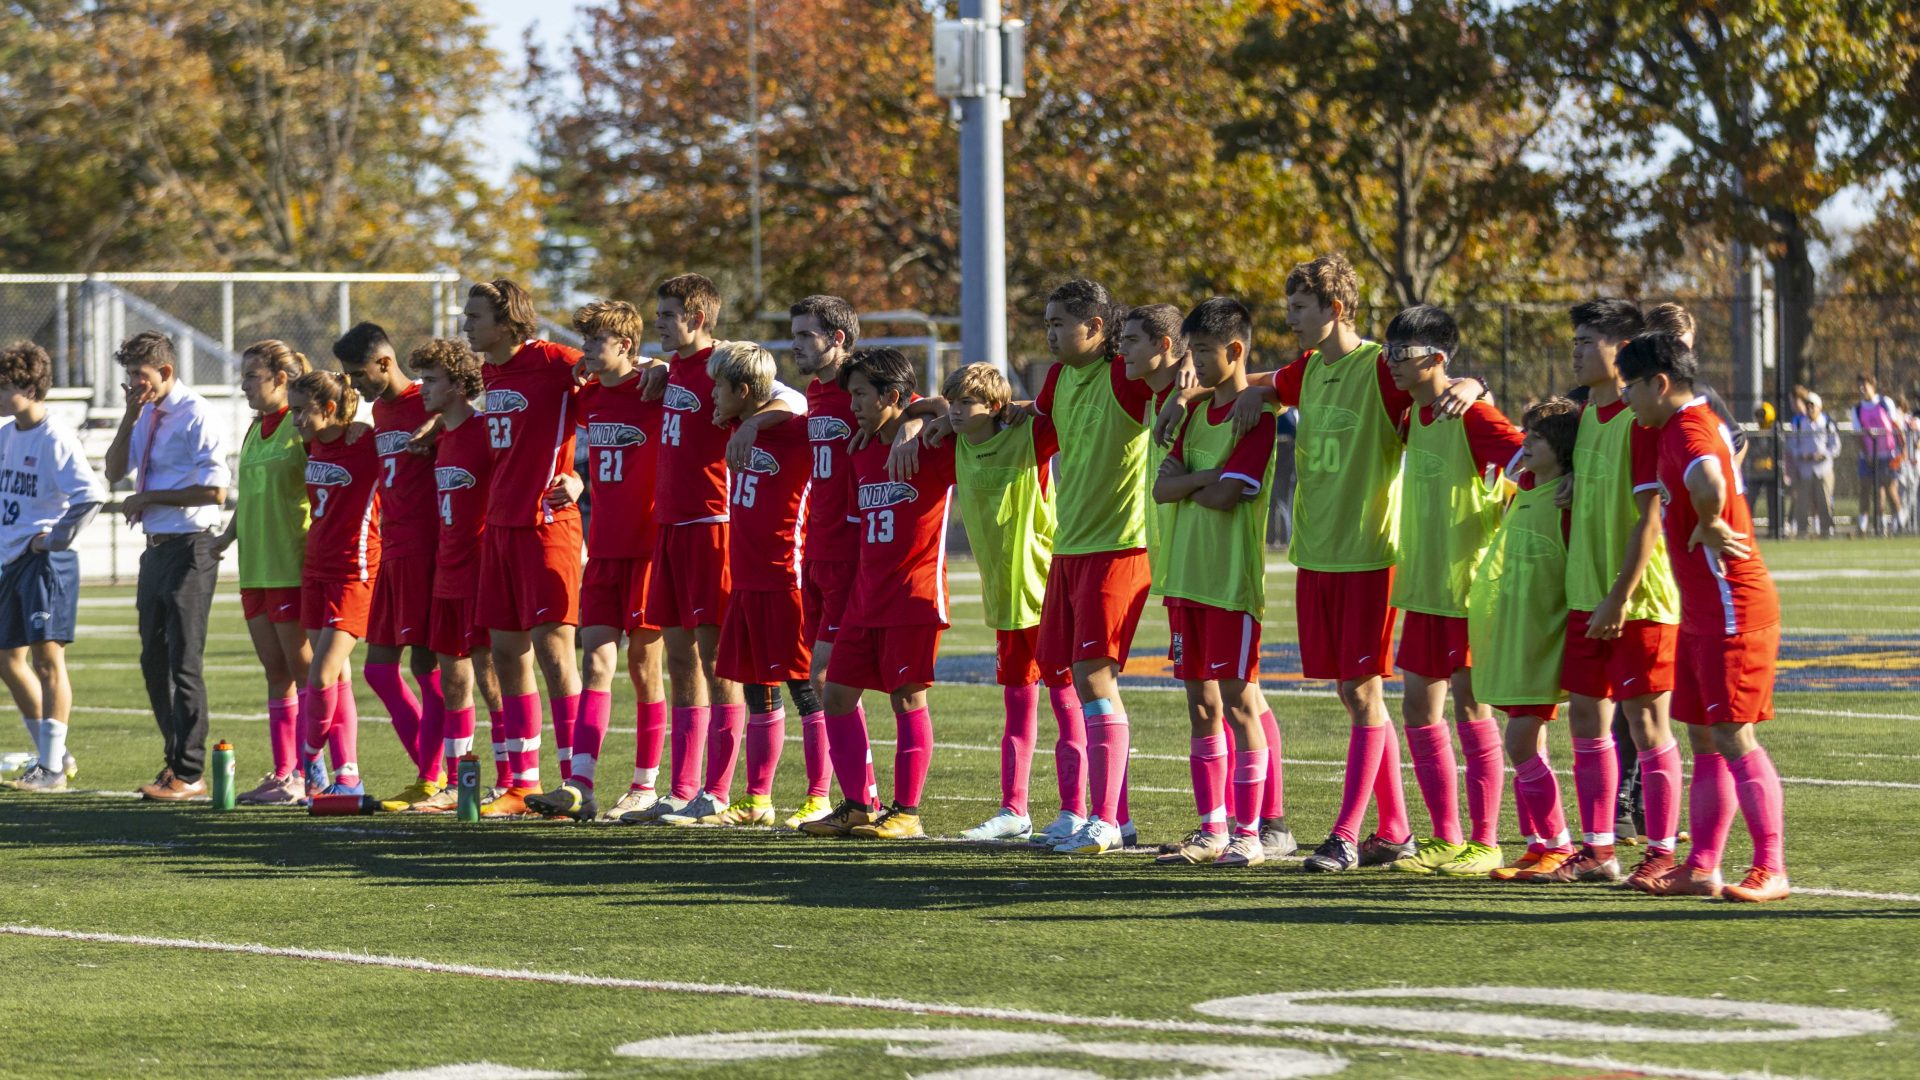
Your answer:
[1357,832,1417,866]
[1302,834,1359,873]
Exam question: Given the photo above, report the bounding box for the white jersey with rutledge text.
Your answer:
[0,416,106,565]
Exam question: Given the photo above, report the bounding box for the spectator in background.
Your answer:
[102,331,232,801]
[1786,389,1840,538]
[1901,392,1920,533]
[1851,372,1904,535]
[1267,406,1296,549]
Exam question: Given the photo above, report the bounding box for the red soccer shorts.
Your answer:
[581,555,658,634]
[1168,602,1261,683]
[803,557,857,644]
[1035,549,1151,679]
[646,522,730,630]
[1296,567,1396,681]
[241,586,301,625]
[366,553,436,648]
[995,625,1071,689]
[301,578,374,638]
[826,623,943,693]
[1562,612,1678,699]
[1394,611,1471,681]
[1674,625,1779,726]
[429,595,487,659]
[476,519,584,632]
[717,588,812,684]
[1499,703,1561,722]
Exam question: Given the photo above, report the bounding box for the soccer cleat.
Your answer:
[525,783,598,821]
[703,796,776,827]
[1623,851,1677,893]
[1215,833,1267,868]
[321,778,366,797]
[1490,849,1573,882]
[1358,832,1417,867]
[1301,835,1359,873]
[850,803,925,840]
[1155,830,1228,866]
[782,794,834,830]
[1721,866,1790,903]
[1030,810,1086,846]
[799,799,876,837]
[1433,841,1505,877]
[479,785,543,818]
[378,779,442,813]
[1118,821,1139,849]
[606,787,661,823]
[1648,864,1725,899]
[1532,849,1624,884]
[960,809,1033,842]
[1390,836,1470,875]
[658,790,724,826]
[63,752,76,780]
[237,773,306,806]
[301,759,331,798]
[1053,817,1123,855]
[3,764,66,792]
[411,787,459,813]
[1260,820,1299,860]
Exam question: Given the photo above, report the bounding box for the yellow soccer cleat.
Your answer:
[801,799,877,837]
[703,796,776,827]
[411,787,459,813]
[849,804,924,840]
[1390,836,1470,874]
[378,779,442,813]
[479,785,543,818]
[1433,841,1505,877]
[782,794,834,830]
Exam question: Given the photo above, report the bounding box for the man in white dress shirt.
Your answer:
[103,331,233,801]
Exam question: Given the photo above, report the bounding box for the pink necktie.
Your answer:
[130,404,163,525]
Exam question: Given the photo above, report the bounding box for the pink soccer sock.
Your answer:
[1514,754,1570,852]
[634,700,667,789]
[551,692,580,784]
[1118,765,1132,827]
[746,708,786,797]
[1685,752,1738,873]
[365,663,423,771]
[504,692,541,788]
[1638,741,1684,851]
[300,683,339,766]
[1049,685,1087,816]
[417,670,445,774]
[1232,748,1267,837]
[1405,723,1463,844]
[489,709,510,787]
[1372,725,1411,843]
[1456,717,1503,846]
[668,705,711,800]
[1572,735,1621,851]
[894,706,934,809]
[1728,747,1787,874]
[1000,684,1040,816]
[1085,702,1130,823]
[1188,733,1229,835]
[1258,708,1284,819]
[824,707,877,806]
[268,696,299,778]
[572,690,612,791]
[703,703,747,801]
[1332,725,1387,843]
[443,706,476,781]
[329,677,361,779]
[799,710,830,798]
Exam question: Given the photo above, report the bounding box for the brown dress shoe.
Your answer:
[137,768,175,800]
[142,775,206,801]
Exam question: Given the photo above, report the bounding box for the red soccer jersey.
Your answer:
[1656,397,1780,636]
[1590,399,1665,495]
[1036,356,1156,423]
[805,377,860,560]
[303,429,382,583]
[1172,398,1280,492]
[1418,399,1528,475]
[578,373,662,559]
[1268,346,1414,434]
[652,346,732,526]
[372,382,438,559]
[481,339,583,528]
[727,411,812,591]
[432,413,492,599]
[841,434,957,629]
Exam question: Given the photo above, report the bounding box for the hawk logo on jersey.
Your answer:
[744,446,780,475]
[485,389,529,414]
[857,481,918,509]
[375,430,413,457]
[435,467,478,492]
[305,461,353,487]
[586,422,646,448]
[809,416,853,442]
[663,384,703,412]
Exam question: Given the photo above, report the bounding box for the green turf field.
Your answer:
[4,538,1917,1079]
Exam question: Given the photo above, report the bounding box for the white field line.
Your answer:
[1797,887,1920,903]
[0,923,1817,1080]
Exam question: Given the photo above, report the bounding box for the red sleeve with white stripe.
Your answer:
[1656,401,1778,635]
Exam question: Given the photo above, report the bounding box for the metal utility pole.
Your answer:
[935,5,1025,373]
[748,0,764,309]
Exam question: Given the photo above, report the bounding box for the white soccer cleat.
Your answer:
[605,787,660,823]
[1117,820,1138,849]
[1053,817,1122,855]
[959,809,1033,842]
[3,764,66,792]
[1030,810,1086,846]
[658,790,724,826]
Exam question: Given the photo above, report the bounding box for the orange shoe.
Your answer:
[1722,866,1790,903]
[1623,850,1677,893]
[480,785,543,818]
[1648,864,1723,898]
[1489,849,1571,881]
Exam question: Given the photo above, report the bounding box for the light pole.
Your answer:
[935,5,1024,373]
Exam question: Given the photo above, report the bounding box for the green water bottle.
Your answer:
[456,753,481,821]
[210,740,236,810]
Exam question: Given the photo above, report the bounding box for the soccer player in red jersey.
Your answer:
[334,322,446,810]
[396,339,504,812]
[630,274,803,824]
[785,294,861,828]
[462,279,585,818]
[289,371,381,798]
[701,341,818,826]
[1619,333,1789,903]
[527,300,668,822]
[801,347,957,841]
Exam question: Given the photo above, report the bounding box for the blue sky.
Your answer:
[475,0,578,183]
